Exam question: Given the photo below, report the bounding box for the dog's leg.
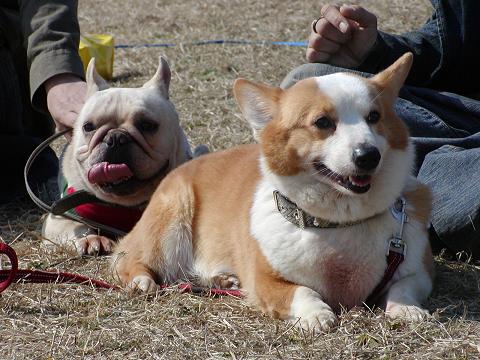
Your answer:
[43,214,114,255]
[288,286,337,332]
[76,234,114,255]
[112,176,195,293]
[112,228,163,293]
[384,271,432,321]
[112,220,193,293]
[385,185,434,321]
[384,243,433,321]
[112,217,193,293]
[385,271,432,321]
[251,256,336,332]
[211,273,240,290]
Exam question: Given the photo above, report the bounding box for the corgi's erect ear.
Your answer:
[143,56,171,99]
[86,58,110,98]
[233,79,283,138]
[371,52,413,101]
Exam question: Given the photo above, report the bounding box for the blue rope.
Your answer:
[114,39,307,49]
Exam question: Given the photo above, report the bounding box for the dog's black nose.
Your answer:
[352,144,381,171]
[105,131,131,148]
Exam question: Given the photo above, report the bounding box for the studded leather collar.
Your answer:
[273,190,381,229]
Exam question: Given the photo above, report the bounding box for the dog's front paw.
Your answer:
[129,275,158,293]
[290,287,337,332]
[295,308,337,332]
[76,235,114,256]
[211,273,240,290]
[386,303,429,322]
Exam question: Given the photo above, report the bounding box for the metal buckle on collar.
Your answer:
[294,208,306,229]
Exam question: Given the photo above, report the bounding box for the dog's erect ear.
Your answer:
[86,58,110,98]
[142,56,171,99]
[233,79,283,138]
[371,52,413,101]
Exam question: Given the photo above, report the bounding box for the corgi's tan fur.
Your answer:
[113,53,433,331]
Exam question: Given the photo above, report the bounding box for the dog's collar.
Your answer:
[65,187,144,234]
[273,190,376,229]
[49,179,145,235]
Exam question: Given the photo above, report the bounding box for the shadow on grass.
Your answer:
[427,255,480,321]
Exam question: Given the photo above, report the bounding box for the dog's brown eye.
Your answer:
[137,119,158,132]
[314,116,334,129]
[366,110,381,124]
[82,122,95,132]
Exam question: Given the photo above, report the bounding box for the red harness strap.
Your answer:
[365,250,404,305]
[66,187,144,233]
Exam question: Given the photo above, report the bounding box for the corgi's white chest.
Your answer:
[250,180,398,311]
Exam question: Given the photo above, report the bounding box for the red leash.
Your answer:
[0,242,118,292]
[0,242,243,297]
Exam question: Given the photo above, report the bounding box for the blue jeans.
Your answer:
[281,63,480,257]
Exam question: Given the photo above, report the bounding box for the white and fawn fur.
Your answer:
[113,53,434,331]
[43,57,192,255]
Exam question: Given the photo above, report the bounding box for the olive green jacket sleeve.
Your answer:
[19,0,85,111]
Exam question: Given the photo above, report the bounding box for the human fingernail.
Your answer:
[339,21,348,33]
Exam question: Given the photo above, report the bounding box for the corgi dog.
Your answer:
[112,53,434,331]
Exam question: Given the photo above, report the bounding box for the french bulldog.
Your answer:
[42,56,196,255]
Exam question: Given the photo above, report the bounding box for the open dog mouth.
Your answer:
[87,161,169,194]
[88,162,134,189]
[314,162,372,194]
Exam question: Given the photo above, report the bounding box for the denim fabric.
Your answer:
[357,0,480,95]
[280,62,480,256]
[418,145,480,257]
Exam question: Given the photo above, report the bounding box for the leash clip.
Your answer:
[387,197,408,256]
[388,237,407,256]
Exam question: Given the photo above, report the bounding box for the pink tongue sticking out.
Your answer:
[87,162,133,184]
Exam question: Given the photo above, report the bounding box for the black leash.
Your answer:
[24,130,126,237]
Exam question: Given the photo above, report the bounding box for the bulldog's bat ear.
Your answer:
[143,56,171,99]
[86,58,110,98]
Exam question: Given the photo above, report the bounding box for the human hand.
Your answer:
[306,4,378,68]
[45,73,87,139]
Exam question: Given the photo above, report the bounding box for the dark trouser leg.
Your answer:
[281,63,480,257]
[0,44,58,204]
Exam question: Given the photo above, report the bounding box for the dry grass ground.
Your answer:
[1,0,480,359]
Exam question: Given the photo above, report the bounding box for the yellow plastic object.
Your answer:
[79,34,114,80]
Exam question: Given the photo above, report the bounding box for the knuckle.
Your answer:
[307,34,318,48]
[322,5,341,22]
[321,4,338,15]
[306,48,330,63]
[320,4,331,15]
[306,49,319,63]
[306,49,315,62]
[359,7,378,25]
